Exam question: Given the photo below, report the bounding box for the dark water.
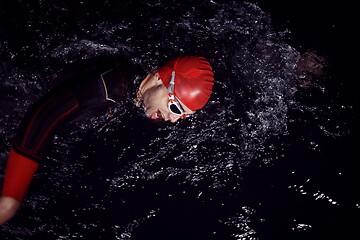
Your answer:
[0,0,358,239]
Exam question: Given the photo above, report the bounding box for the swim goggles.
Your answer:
[167,71,188,118]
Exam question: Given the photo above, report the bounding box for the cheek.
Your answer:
[143,86,169,111]
[158,94,169,110]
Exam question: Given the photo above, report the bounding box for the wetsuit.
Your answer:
[1,57,136,202]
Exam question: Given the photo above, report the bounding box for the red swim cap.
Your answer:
[158,56,214,111]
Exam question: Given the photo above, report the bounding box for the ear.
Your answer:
[139,73,164,93]
[154,73,163,82]
[153,72,165,87]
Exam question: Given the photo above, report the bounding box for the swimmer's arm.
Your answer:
[0,196,20,225]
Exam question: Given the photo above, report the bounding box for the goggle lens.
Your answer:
[169,103,183,115]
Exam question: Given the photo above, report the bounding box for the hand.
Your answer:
[0,196,20,225]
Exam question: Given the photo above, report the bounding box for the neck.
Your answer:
[134,73,154,107]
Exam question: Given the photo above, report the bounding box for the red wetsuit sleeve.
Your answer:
[1,148,39,202]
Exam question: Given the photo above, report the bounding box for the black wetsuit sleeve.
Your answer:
[1,58,136,202]
[12,72,114,163]
[11,57,136,163]
[12,88,81,163]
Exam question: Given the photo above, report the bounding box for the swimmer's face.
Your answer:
[137,73,194,123]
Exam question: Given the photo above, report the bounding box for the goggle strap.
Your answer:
[167,70,188,118]
[170,71,175,85]
[168,71,175,94]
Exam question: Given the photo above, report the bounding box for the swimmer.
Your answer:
[0,55,214,225]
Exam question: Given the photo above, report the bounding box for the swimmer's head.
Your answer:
[136,56,214,122]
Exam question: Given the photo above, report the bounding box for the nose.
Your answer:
[168,113,181,123]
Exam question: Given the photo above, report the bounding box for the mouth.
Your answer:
[150,110,165,121]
